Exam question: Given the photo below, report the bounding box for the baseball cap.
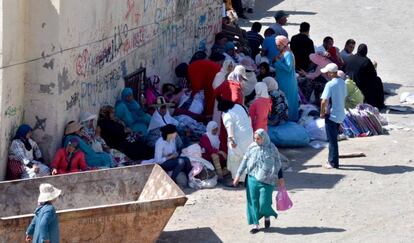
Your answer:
[320,63,339,73]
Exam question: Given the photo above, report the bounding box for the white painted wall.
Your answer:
[0,0,222,180]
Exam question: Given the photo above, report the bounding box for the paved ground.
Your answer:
[159,0,414,242]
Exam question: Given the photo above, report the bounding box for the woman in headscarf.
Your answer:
[7,124,50,180]
[218,97,253,186]
[233,129,285,234]
[51,137,87,175]
[249,82,272,132]
[344,44,385,109]
[273,35,299,121]
[212,60,235,129]
[63,121,112,168]
[79,111,97,146]
[297,53,332,105]
[153,124,192,183]
[263,77,289,126]
[199,121,229,179]
[98,105,154,160]
[115,87,151,136]
[145,75,162,114]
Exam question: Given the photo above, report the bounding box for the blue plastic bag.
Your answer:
[268,122,310,147]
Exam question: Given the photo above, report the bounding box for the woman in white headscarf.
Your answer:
[263,77,289,126]
[249,82,272,132]
[212,60,235,129]
[200,121,229,179]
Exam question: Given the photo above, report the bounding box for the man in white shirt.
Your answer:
[270,10,289,38]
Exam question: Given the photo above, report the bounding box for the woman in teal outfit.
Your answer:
[273,35,299,121]
[233,129,285,234]
[63,121,112,168]
[115,88,151,136]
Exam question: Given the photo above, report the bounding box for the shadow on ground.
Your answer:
[339,164,414,175]
[157,227,223,243]
[263,226,346,235]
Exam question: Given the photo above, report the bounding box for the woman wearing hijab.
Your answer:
[218,97,253,186]
[63,122,112,168]
[199,121,229,179]
[212,60,235,130]
[51,137,87,175]
[297,53,332,105]
[115,87,151,136]
[145,75,162,113]
[344,44,385,109]
[263,77,289,126]
[249,82,272,132]
[7,124,50,180]
[273,35,299,121]
[153,124,192,183]
[98,105,154,160]
[233,129,285,234]
[214,65,246,105]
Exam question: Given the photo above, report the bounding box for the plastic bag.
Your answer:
[305,118,327,141]
[276,186,293,211]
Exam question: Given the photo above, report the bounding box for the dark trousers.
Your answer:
[160,157,192,182]
[325,118,340,167]
[232,0,244,15]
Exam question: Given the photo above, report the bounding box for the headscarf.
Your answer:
[206,121,220,149]
[66,137,80,172]
[147,107,179,131]
[255,82,269,98]
[247,129,281,178]
[119,87,142,113]
[357,44,368,57]
[262,77,278,92]
[213,60,234,89]
[224,42,236,53]
[275,35,289,47]
[121,87,133,101]
[148,75,161,88]
[227,65,247,83]
[13,124,33,151]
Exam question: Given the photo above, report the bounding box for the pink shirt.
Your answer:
[249,97,272,132]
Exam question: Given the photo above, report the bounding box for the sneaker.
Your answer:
[323,162,333,169]
[247,8,253,13]
[264,218,270,228]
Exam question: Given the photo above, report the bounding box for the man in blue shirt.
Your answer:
[320,63,347,169]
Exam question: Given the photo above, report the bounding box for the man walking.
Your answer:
[320,63,347,169]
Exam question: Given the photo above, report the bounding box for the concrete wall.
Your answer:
[0,0,222,180]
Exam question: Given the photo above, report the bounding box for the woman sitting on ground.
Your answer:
[7,124,50,180]
[63,121,112,168]
[199,121,229,180]
[150,124,192,183]
[145,75,162,114]
[97,105,153,160]
[115,87,151,136]
[51,137,87,175]
[233,129,285,234]
[263,77,289,126]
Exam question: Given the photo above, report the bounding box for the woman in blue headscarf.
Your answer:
[233,129,286,234]
[7,124,50,180]
[115,88,151,136]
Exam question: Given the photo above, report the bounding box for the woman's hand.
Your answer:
[298,69,307,76]
[51,169,58,176]
[278,178,285,188]
[233,176,240,187]
[229,138,237,148]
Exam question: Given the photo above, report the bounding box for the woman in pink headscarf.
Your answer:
[273,35,299,121]
[297,54,332,105]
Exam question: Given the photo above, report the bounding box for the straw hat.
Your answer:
[38,183,62,203]
[80,111,97,123]
[64,122,83,135]
[150,96,175,108]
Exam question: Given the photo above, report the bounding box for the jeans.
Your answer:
[160,157,192,182]
[325,118,340,167]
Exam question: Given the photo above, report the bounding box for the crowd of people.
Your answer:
[9,8,388,238]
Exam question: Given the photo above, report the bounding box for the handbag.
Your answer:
[276,186,293,211]
[7,158,24,180]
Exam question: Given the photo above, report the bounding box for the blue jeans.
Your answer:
[325,118,340,167]
[160,156,192,182]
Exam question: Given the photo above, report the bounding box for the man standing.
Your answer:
[246,22,264,58]
[270,10,289,38]
[290,22,315,71]
[320,63,347,169]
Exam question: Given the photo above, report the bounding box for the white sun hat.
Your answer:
[38,183,62,203]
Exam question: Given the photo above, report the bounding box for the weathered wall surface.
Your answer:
[0,0,222,180]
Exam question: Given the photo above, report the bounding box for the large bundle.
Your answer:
[342,104,387,137]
